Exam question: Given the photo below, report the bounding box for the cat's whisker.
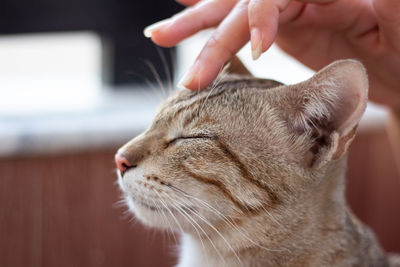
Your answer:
[141,77,167,102]
[199,200,286,252]
[155,46,174,94]
[144,60,168,98]
[171,187,285,252]
[197,67,217,115]
[259,204,283,228]
[199,83,217,116]
[124,208,139,226]
[113,198,128,208]
[171,194,242,264]
[153,191,185,234]
[150,197,179,245]
[167,195,227,267]
[114,195,137,222]
[124,69,166,101]
[198,65,226,116]
[167,184,250,236]
[161,193,212,267]
[163,182,283,253]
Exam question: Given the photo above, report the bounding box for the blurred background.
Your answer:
[0,1,399,267]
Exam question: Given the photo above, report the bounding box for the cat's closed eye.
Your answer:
[165,134,217,148]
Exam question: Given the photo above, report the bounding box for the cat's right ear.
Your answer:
[224,56,253,76]
[274,59,368,168]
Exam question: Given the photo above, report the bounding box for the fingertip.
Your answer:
[147,23,184,48]
[248,0,281,59]
[144,19,193,47]
[149,33,177,48]
[177,62,201,90]
[176,61,216,91]
[143,19,171,39]
[177,71,195,90]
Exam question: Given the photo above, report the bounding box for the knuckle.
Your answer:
[206,35,221,49]
[206,35,234,58]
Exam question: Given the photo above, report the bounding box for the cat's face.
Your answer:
[116,60,368,235]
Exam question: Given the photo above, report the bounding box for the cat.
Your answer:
[115,58,400,267]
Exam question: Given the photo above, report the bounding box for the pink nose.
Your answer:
[115,153,132,175]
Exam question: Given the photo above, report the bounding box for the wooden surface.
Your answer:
[0,150,177,267]
[347,127,400,253]
[0,127,399,267]
[387,109,400,173]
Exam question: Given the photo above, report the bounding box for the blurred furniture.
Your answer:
[0,0,181,85]
[0,125,399,267]
[0,149,178,267]
[347,126,400,252]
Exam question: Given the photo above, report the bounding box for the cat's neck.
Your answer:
[177,156,384,267]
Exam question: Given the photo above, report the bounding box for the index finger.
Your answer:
[178,0,250,90]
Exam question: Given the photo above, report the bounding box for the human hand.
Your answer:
[144,0,400,108]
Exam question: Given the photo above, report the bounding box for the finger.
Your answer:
[373,0,400,48]
[178,0,250,90]
[278,1,306,24]
[248,0,289,60]
[247,0,335,60]
[176,0,202,6]
[145,0,237,47]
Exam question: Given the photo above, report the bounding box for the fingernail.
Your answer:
[251,28,263,60]
[143,19,171,38]
[177,71,195,90]
[177,62,198,89]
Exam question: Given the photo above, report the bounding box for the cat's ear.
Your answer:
[224,56,253,76]
[276,59,368,167]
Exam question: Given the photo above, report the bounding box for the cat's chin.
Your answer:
[125,195,180,230]
[124,196,166,228]
[133,206,169,229]
[126,195,205,233]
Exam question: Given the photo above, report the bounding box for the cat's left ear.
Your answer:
[275,59,368,167]
[224,56,253,76]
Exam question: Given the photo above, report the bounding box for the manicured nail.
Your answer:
[251,28,263,60]
[177,62,199,89]
[177,71,195,90]
[143,19,170,38]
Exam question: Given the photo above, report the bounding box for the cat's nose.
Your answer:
[115,153,133,175]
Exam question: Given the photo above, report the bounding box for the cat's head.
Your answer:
[115,59,368,235]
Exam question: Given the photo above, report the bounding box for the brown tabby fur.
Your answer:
[116,59,400,267]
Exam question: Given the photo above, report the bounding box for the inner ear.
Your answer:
[276,59,368,167]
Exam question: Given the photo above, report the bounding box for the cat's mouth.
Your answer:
[130,195,196,214]
[131,196,167,212]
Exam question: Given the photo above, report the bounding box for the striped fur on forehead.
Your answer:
[155,75,284,124]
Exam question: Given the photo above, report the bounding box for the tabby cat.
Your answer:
[115,58,400,267]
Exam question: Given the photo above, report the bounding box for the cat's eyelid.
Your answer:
[166,134,217,147]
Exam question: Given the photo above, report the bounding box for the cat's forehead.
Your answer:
[165,76,282,112]
[152,76,284,127]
